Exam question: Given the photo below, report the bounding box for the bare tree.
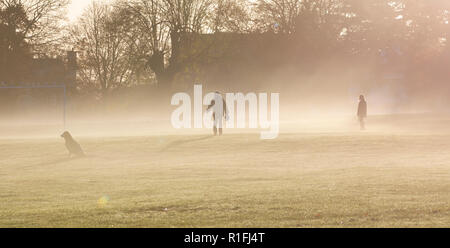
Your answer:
[120,0,251,90]
[210,0,253,33]
[70,1,143,96]
[0,0,69,53]
[255,0,345,34]
[255,0,303,34]
[119,0,209,90]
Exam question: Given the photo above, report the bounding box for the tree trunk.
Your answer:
[155,71,174,92]
[147,49,180,93]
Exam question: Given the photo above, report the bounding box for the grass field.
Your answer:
[1,115,450,227]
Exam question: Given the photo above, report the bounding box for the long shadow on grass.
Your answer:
[161,135,213,152]
[23,156,86,169]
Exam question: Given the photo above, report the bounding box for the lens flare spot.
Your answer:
[97,195,110,208]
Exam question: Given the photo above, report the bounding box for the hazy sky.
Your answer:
[68,0,94,22]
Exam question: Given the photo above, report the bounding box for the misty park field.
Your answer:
[1,114,449,227]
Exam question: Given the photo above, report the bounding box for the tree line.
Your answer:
[1,0,450,97]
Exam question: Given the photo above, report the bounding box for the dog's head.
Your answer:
[61,131,72,139]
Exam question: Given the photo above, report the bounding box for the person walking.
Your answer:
[207,92,228,136]
[357,95,367,130]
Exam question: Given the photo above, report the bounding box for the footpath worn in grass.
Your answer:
[1,133,449,227]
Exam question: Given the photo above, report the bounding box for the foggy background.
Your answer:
[2,0,450,137]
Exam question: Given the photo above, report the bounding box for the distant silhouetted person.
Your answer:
[357,95,367,130]
[61,131,85,157]
[207,92,228,136]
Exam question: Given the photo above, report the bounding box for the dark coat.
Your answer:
[357,100,367,118]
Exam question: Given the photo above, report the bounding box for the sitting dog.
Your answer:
[61,131,85,157]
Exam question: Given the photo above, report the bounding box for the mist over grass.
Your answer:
[0,115,449,227]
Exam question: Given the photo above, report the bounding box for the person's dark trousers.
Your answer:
[213,126,223,136]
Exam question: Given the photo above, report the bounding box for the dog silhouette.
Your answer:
[61,131,85,157]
